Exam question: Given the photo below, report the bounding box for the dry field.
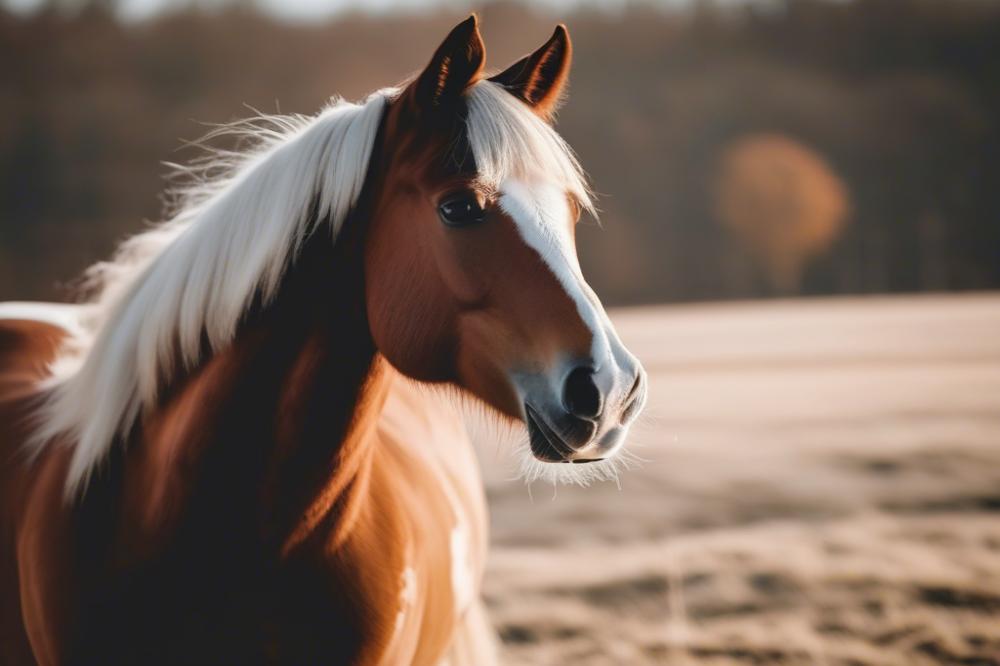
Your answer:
[477,294,1000,665]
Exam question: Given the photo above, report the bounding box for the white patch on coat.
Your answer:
[449,525,474,616]
[393,566,417,636]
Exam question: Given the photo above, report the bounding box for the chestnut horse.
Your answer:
[0,16,646,665]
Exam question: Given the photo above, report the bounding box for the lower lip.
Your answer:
[525,405,576,462]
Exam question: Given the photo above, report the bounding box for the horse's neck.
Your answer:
[116,233,388,558]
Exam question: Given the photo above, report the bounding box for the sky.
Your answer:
[3,0,754,23]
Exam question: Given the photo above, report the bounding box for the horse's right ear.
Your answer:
[412,15,486,111]
[488,24,572,121]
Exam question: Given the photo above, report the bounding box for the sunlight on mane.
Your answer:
[31,90,393,497]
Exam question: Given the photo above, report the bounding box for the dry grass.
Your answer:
[475,294,1000,665]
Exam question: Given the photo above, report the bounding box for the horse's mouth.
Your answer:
[525,403,600,464]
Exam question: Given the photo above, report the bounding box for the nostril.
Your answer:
[563,366,603,420]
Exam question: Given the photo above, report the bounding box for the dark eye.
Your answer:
[438,193,485,227]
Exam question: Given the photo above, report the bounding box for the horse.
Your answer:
[0,16,646,665]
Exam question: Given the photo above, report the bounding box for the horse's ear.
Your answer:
[489,24,572,121]
[413,15,485,111]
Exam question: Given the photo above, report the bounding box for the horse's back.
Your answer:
[0,303,79,389]
[0,304,79,666]
[0,302,80,461]
[0,302,73,466]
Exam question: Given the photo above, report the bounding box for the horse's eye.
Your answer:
[438,194,485,227]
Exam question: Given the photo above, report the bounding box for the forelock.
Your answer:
[464,81,594,215]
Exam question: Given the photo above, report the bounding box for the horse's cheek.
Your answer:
[367,291,455,384]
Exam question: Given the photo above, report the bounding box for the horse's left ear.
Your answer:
[489,24,572,121]
[413,15,486,111]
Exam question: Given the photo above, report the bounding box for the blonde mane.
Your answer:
[27,80,594,497]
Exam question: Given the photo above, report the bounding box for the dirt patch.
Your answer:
[479,296,1000,665]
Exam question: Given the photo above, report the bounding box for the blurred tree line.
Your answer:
[1,0,998,304]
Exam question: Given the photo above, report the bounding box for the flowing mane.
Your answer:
[29,80,593,498]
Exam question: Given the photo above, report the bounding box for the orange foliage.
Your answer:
[714,134,850,293]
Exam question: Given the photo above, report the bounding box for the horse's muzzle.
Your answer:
[522,362,647,464]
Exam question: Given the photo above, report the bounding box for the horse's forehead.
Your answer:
[499,178,575,236]
[382,97,578,216]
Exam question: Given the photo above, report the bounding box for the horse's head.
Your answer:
[363,16,646,477]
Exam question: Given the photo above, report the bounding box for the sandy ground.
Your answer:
[475,294,1000,665]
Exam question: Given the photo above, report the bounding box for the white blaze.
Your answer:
[498,178,613,367]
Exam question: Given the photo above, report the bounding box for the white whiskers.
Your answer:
[516,439,643,488]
